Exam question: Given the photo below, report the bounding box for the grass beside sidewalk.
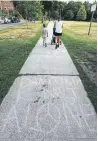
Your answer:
[62,21,97,111]
[0,21,43,103]
[0,22,42,40]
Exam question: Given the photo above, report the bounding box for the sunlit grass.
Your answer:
[62,21,97,111]
[63,21,97,40]
[0,21,42,103]
[0,21,42,40]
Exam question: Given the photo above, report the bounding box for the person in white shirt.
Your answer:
[54,17,63,49]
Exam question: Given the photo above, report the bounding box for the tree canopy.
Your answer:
[66,10,74,20]
[12,1,97,21]
[13,1,43,20]
[77,5,87,21]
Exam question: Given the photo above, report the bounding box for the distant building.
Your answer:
[0,0,14,14]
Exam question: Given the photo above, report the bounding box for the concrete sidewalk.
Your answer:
[0,22,97,141]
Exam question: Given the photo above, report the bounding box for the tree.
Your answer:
[93,6,97,21]
[53,10,59,19]
[12,1,96,22]
[74,2,83,19]
[41,1,52,13]
[49,1,60,19]
[66,10,74,20]
[77,5,87,21]
[66,1,82,19]
[62,2,67,19]
[84,1,91,21]
[41,1,66,20]
[13,1,43,20]
[59,1,65,19]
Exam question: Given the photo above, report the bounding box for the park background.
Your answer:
[0,0,97,111]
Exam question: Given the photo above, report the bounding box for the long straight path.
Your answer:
[0,22,97,141]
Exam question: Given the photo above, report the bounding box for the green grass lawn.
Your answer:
[62,21,97,111]
[0,21,43,103]
[0,22,42,39]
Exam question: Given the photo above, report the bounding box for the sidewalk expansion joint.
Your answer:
[18,73,79,77]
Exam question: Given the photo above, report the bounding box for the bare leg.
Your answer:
[59,36,61,45]
[55,36,58,49]
[45,38,47,47]
[55,36,57,45]
[57,37,60,47]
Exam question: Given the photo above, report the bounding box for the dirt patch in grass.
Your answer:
[79,51,97,85]
[80,61,97,85]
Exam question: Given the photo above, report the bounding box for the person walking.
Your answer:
[54,17,63,49]
[42,23,48,47]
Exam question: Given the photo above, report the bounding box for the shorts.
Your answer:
[55,32,62,36]
[43,36,47,44]
[42,36,47,39]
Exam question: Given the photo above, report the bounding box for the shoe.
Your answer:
[43,42,44,47]
[55,44,58,49]
[45,43,47,47]
[57,44,59,48]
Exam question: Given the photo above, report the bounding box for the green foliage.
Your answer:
[64,1,82,19]
[66,10,74,20]
[12,1,97,21]
[41,1,52,14]
[52,10,59,19]
[93,8,97,20]
[77,5,87,21]
[13,1,43,20]
[84,1,91,21]
[9,10,19,18]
